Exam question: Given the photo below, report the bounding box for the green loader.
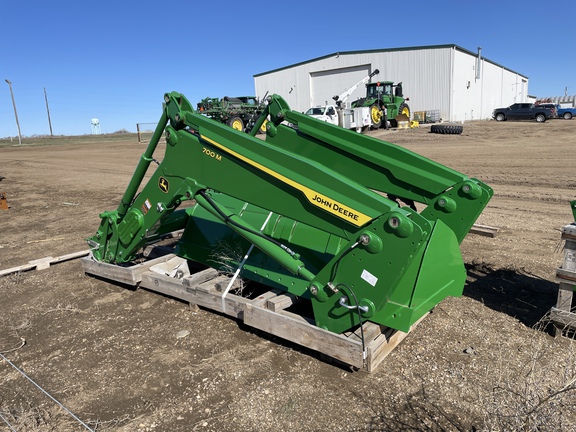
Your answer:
[87,92,492,336]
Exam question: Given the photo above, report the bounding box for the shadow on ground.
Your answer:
[464,262,558,328]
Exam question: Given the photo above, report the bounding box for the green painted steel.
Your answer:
[88,91,493,334]
[196,95,265,133]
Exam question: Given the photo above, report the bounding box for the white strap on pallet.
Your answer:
[221,212,273,313]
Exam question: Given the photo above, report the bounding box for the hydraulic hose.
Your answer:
[195,190,315,282]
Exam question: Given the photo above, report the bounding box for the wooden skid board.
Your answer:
[469,223,499,237]
[82,254,420,372]
[1,250,90,277]
[81,253,177,285]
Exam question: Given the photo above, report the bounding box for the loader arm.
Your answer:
[263,98,491,243]
[88,92,492,334]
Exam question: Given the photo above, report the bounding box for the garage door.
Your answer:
[310,65,372,108]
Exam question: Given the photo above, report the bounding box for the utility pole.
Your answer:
[5,79,22,145]
[44,87,53,136]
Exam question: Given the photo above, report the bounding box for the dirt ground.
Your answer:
[1,119,576,431]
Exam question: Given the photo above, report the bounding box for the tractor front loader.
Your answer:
[87,92,492,337]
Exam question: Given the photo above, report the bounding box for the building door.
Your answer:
[310,65,372,108]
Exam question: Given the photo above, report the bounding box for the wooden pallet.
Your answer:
[553,224,576,336]
[552,273,576,337]
[81,250,423,372]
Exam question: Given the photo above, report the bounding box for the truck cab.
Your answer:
[505,103,537,120]
[492,103,553,122]
[304,105,339,125]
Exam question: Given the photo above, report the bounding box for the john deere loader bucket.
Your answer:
[87,92,492,335]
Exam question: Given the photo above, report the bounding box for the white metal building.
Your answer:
[253,44,529,122]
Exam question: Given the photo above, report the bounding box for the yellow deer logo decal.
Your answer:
[158,177,169,193]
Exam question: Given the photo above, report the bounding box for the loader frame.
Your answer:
[86,92,492,336]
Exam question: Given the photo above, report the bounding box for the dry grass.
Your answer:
[479,313,576,431]
[208,240,250,297]
[361,312,576,431]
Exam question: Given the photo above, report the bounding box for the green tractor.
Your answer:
[351,81,410,129]
[197,96,267,133]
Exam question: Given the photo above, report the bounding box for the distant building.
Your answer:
[254,44,529,122]
[535,95,576,107]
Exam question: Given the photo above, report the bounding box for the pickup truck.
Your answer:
[492,103,553,122]
[537,102,576,120]
[558,106,576,120]
[305,104,373,132]
[305,105,339,125]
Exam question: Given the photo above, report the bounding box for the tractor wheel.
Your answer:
[227,116,245,131]
[430,124,463,135]
[370,104,383,129]
[398,102,411,118]
[389,102,410,127]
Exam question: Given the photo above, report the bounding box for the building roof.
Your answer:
[536,95,576,105]
[254,44,528,80]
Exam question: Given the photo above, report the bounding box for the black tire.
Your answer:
[535,114,546,123]
[495,113,506,121]
[564,112,573,120]
[227,116,245,131]
[369,104,383,129]
[430,124,463,135]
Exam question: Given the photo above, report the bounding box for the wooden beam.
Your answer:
[469,223,499,238]
[0,250,90,277]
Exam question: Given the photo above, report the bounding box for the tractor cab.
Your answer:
[366,81,394,99]
[365,81,404,99]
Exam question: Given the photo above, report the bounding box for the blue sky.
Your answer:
[1,1,574,138]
